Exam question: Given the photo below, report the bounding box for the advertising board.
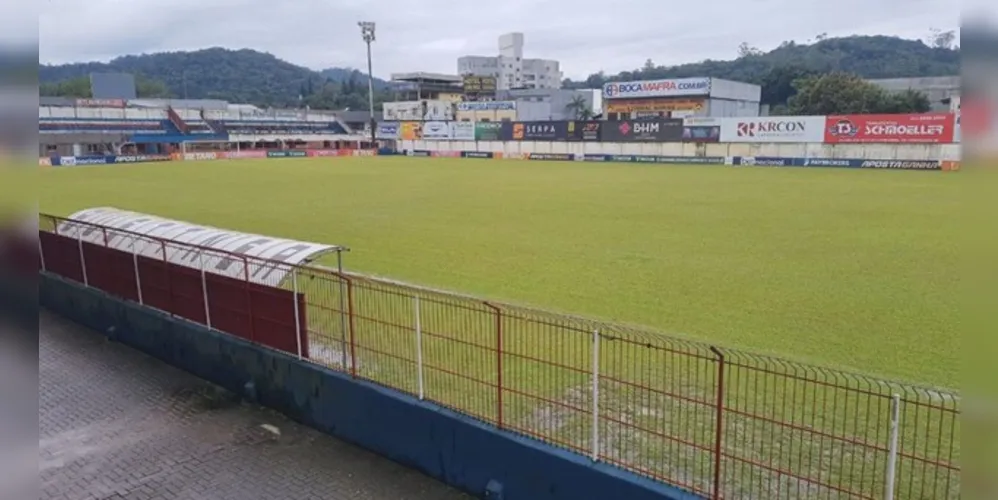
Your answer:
[603,77,711,99]
[474,122,506,141]
[183,152,221,161]
[823,113,955,144]
[228,150,268,159]
[568,121,601,141]
[114,154,172,163]
[527,153,575,161]
[400,122,422,140]
[461,151,494,159]
[511,121,569,141]
[684,117,722,126]
[682,126,720,142]
[449,121,476,140]
[719,116,825,143]
[39,157,52,167]
[266,150,307,158]
[462,75,497,97]
[75,98,125,108]
[306,150,344,157]
[422,121,451,139]
[732,157,942,170]
[457,101,516,111]
[377,122,400,139]
[605,98,704,113]
[601,120,683,142]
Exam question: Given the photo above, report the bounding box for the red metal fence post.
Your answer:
[484,301,503,429]
[345,276,358,378]
[709,346,726,500]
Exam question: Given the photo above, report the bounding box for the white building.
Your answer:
[458,32,562,91]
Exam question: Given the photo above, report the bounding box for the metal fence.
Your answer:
[38,213,960,500]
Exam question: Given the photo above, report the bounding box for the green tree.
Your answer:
[564,95,593,120]
[40,75,173,98]
[758,65,817,106]
[786,72,931,115]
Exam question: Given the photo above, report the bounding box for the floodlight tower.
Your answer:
[358,21,377,147]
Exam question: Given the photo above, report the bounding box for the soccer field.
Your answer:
[38,156,961,387]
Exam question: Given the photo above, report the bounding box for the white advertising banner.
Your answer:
[449,121,475,140]
[719,116,826,143]
[603,77,711,99]
[382,101,423,121]
[58,207,343,285]
[456,101,516,111]
[422,121,451,139]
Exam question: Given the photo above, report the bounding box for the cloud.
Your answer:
[39,0,959,79]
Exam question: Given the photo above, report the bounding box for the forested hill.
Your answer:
[564,35,960,105]
[39,35,959,109]
[39,47,391,109]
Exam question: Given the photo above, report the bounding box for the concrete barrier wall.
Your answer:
[40,273,699,500]
[401,140,961,161]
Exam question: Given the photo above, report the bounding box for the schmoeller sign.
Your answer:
[603,77,711,99]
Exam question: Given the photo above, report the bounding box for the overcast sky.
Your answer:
[36,0,962,79]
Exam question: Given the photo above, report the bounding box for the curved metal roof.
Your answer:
[59,207,346,286]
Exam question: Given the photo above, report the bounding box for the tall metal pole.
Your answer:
[359,22,377,149]
[366,41,376,147]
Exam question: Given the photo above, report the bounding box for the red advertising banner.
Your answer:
[228,150,268,159]
[824,113,955,144]
[306,149,343,157]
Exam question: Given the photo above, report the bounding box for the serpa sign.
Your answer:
[58,207,345,285]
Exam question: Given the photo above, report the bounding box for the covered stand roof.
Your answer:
[59,207,347,286]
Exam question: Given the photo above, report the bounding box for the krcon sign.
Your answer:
[719,116,826,143]
[602,77,711,99]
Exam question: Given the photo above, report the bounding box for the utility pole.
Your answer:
[358,21,377,148]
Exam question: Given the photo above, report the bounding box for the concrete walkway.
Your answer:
[39,310,471,500]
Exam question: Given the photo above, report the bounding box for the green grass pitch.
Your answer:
[38,156,961,388]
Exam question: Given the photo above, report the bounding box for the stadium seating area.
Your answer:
[39,118,167,134]
[39,103,354,139]
[220,120,349,135]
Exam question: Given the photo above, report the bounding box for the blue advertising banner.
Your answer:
[736,157,941,170]
[854,159,940,170]
[581,154,724,164]
[377,122,400,139]
[733,156,796,167]
[461,151,494,159]
[114,154,172,163]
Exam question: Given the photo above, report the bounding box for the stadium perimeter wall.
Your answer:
[401,140,962,161]
[39,272,697,500]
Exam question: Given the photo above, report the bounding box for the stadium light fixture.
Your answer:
[358,21,378,147]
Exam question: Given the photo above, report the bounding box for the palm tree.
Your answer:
[565,95,592,120]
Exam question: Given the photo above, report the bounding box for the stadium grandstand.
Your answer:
[39,85,370,158]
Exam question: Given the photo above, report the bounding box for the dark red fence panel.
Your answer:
[39,231,84,283]
[39,228,308,359]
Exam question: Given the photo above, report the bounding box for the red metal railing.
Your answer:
[37,213,960,500]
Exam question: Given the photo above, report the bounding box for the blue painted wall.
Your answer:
[39,273,700,500]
